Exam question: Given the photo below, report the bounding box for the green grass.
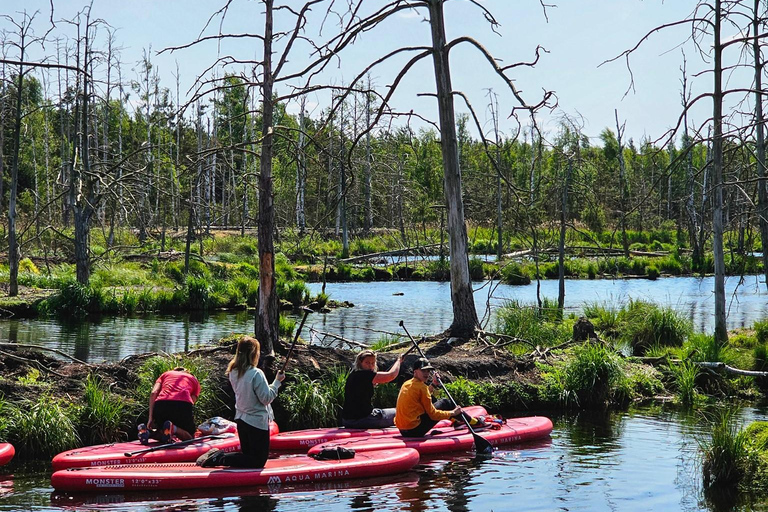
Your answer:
[700,408,752,489]
[7,395,79,459]
[495,300,570,352]
[77,374,132,445]
[561,342,623,408]
[617,299,691,355]
[669,359,700,406]
[275,366,349,429]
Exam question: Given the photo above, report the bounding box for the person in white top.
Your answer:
[196,336,285,468]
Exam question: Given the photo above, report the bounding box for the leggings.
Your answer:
[218,419,270,468]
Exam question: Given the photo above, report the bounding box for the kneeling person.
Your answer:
[341,350,403,429]
[395,358,461,437]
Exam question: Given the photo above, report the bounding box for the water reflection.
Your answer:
[1,276,768,363]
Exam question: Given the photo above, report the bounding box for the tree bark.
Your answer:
[754,0,768,289]
[713,0,728,344]
[254,0,281,357]
[427,0,479,337]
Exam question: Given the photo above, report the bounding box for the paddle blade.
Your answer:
[473,434,493,455]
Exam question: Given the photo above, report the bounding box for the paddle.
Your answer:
[123,433,235,457]
[280,306,313,373]
[398,320,493,455]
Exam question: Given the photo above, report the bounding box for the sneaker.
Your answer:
[137,423,150,446]
[161,420,174,444]
[196,448,224,468]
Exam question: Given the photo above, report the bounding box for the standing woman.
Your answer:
[196,336,285,468]
[341,349,403,429]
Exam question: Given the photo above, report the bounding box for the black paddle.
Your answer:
[280,306,313,373]
[399,320,493,455]
[124,433,235,457]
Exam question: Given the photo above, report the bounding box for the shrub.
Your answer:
[755,319,768,345]
[279,315,296,338]
[7,395,79,459]
[670,359,699,406]
[500,261,531,285]
[468,257,485,280]
[78,374,131,445]
[700,408,752,489]
[618,299,691,355]
[277,280,309,307]
[495,300,569,350]
[19,258,39,274]
[561,342,623,407]
[186,275,211,311]
[276,368,349,429]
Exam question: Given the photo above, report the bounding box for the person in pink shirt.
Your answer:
[138,367,201,444]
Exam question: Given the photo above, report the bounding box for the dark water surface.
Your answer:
[0,276,767,363]
[2,405,767,511]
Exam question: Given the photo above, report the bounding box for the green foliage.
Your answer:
[277,280,309,307]
[37,280,96,317]
[468,257,485,280]
[279,315,296,338]
[684,333,731,364]
[77,374,130,445]
[7,395,79,459]
[276,367,350,429]
[495,300,569,351]
[755,319,768,345]
[561,342,623,407]
[700,408,752,489]
[669,359,699,406]
[499,261,531,285]
[370,335,400,351]
[617,299,691,354]
[186,275,211,311]
[19,258,39,274]
[582,301,619,335]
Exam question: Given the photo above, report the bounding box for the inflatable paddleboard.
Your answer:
[270,405,487,450]
[51,448,420,492]
[0,444,14,466]
[52,421,279,470]
[307,415,553,456]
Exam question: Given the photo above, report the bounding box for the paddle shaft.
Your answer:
[399,321,493,454]
[124,433,232,457]
[280,307,312,373]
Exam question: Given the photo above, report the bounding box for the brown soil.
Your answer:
[0,337,542,408]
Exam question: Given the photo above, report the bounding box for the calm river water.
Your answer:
[0,275,766,363]
[2,405,767,512]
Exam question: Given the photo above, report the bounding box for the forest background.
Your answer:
[0,0,766,352]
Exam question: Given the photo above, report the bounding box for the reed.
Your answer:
[562,342,623,408]
[670,359,699,406]
[78,374,131,445]
[700,408,751,489]
[8,395,79,459]
[276,367,349,429]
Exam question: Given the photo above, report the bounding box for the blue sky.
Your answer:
[6,1,724,144]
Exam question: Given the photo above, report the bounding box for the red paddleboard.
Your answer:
[52,421,279,470]
[51,448,420,492]
[307,416,553,456]
[270,405,488,451]
[0,444,14,466]
[50,472,420,507]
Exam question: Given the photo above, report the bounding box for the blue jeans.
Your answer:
[341,408,396,429]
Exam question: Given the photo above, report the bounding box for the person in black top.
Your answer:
[341,349,404,428]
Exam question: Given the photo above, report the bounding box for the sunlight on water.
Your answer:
[4,405,768,512]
